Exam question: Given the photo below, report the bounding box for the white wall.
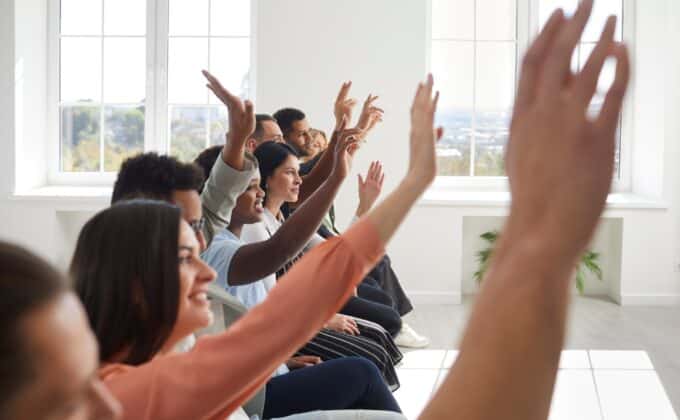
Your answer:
[0,0,679,304]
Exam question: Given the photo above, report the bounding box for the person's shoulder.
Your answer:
[98,363,133,382]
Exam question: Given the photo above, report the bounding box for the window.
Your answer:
[168,0,252,163]
[58,0,146,173]
[430,0,626,179]
[50,0,253,182]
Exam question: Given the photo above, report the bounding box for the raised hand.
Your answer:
[357,161,385,217]
[202,70,255,147]
[355,94,385,141]
[408,74,443,188]
[504,3,630,256]
[334,81,358,130]
[420,3,631,420]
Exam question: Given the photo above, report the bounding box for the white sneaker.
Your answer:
[394,323,430,348]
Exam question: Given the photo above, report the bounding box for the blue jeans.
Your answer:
[263,357,401,419]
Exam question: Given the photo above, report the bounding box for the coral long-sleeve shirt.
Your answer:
[99,217,385,420]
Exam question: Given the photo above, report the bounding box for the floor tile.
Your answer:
[559,350,591,369]
[595,370,678,420]
[399,350,447,369]
[394,369,439,420]
[589,350,654,370]
[549,370,602,420]
[442,350,459,368]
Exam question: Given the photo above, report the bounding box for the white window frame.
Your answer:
[46,0,257,186]
[427,0,634,192]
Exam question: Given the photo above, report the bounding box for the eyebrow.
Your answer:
[179,245,194,253]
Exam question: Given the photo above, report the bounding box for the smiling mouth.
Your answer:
[254,198,264,213]
[189,291,209,305]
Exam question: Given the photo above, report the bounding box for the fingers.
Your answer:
[595,43,630,136]
[540,0,594,94]
[336,81,352,103]
[514,9,565,114]
[574,15,617,106]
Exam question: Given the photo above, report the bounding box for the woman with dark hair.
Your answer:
[0,241,121,420]
[244,141,404,340]
[72,199,408,420]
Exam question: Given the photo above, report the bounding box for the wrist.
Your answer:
[494,221,580,277]
[356,203,371,217]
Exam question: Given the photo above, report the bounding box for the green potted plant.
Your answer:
[473,230,603,294]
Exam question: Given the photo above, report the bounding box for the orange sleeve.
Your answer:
[101,217,385,420]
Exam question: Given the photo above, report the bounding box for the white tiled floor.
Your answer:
[394,350,678,420]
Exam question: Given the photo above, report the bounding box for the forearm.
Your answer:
[222,133,247,170]
[420,236,577,420]
[366,176,429,245]
[228,174,344,284]
[201,153,257,246]
[297,130,338,204]
[105,219,384,420]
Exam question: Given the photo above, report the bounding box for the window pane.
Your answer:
[474,111,509,176]
[104,0,146,36]
[210,0,251,36]
[209,107,228,146]
[60,37,102,102]
[431,41,474,111]
[583,0,622,42]
[432,0,474,40]
[61,106,101,172]
[476,0,516,40]
[104,106,145,171]
[437,110,473,176]
[169,0,209,36]
[103,38,146,103]
[61,0,102,35]
[209,38,251,103]
[170,107,208,162]
[168,38,209,104]
[475,42,515,111]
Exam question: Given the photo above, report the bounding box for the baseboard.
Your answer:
[617,294,680,306]
[409,291,462,305]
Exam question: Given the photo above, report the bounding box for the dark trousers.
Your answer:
[364,255,413,316]
[263,357,402,419]
[340,295,402,337]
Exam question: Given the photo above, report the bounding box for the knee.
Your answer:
[345,357,383,384]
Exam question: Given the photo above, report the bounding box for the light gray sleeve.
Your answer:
[200,151,259,247]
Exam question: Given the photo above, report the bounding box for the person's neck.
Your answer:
[265,196,284,218]
[228,221,244,237]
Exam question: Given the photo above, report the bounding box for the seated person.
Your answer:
[198,136,402,391]
[242,141,403,343]
[301,128,328,163]
[274,95,428,348]
[71,198,406,419]
[0,241,121,420]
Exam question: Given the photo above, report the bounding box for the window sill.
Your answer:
[9,186,112,211]
[421,190,669,210]
[7,187,669,212]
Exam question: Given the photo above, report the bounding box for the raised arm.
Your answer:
[356,161,385,219]
[227,134,358,285]
[103,76,443,420]
[296,82,362,204]
[199,70,258,245]
[420,3,630,419]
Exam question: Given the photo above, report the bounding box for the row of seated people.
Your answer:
[0,4,629,419]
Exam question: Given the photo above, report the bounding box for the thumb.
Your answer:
[358,174,364,186]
